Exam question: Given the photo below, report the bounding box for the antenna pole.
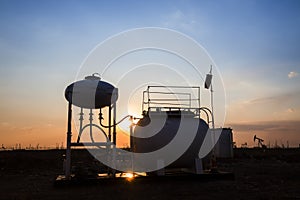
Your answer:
[210,65,217,170]
[210,65,215,131]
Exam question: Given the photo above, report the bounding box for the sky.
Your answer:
[0,0,300,148]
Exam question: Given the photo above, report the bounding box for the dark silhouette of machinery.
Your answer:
[57,70,234,183]
[64,73,119,179]
[241,142,248,148]
[253,135,267,149]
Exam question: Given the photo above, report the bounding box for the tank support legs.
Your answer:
[65,102,72,179]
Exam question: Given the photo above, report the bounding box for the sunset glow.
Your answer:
[0,0,300,148]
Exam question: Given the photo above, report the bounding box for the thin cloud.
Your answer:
[0,122,10,126]
[20,126,34,133]
[246,91,300,105]
[162,9,197,33]
[227,120,300,133]
[288,71,298,79]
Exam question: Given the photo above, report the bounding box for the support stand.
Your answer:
[65,101,72,179]
[64,102,118,179]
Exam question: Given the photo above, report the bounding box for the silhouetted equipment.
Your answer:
[254,135,267,149]
[214,128,234,158]
[64,73,119,179]
[131,86,234,174]
[131,86,209,171]
[204,74,212,89]
[241,142,248,148]
[65,73,118,109]
[204,66,213,89]
[59,71,234,182]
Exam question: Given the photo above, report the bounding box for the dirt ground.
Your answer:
[0,148,300,200]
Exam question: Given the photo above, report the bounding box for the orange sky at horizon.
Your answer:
[1,1,300,149]
[1,102,300,148]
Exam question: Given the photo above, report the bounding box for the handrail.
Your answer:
[142,85,200,111]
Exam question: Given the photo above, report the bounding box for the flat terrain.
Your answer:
[0,148,300,200]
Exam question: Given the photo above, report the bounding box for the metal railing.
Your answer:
[142,85,201,116]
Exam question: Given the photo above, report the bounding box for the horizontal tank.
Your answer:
[65,74,118,109]
[131,110,209,168]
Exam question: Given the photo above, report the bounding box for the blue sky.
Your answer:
[0,0,300,147]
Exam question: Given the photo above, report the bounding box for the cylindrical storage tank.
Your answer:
[131,110,209,168]
[214,128,233,158]
[65,74,118,108]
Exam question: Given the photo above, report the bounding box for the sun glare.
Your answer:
[124,172,134,179]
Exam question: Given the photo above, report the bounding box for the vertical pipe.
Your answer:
[108,105,112,141]
[211,83,215,132]
[89,109,94,142]
[65,101,72,179]
[198,87,201,118]
[129,116,134,173]
[142,91,145,111]
[99,108,102,124]
[77,108,84,143]
[210,66,217,169]
[113,103,117,145]
[129,116,133,151]
[147,86,150,111]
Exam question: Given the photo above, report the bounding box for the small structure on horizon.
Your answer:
[254,135,267,149]
[241,142,248,148]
